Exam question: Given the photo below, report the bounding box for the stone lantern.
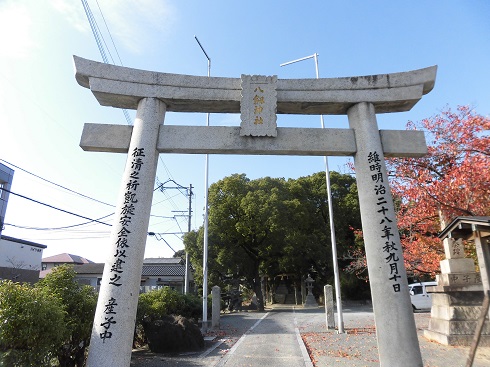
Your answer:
[303,274,317,308]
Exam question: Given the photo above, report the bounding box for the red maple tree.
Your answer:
[345,106,490,279]
[388,106,490,276]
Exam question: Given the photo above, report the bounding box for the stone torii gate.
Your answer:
[74,56,436,367]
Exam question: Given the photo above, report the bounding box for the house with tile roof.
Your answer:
[40,253,94,278]
[71,257,195,294]
[140,258,194,294]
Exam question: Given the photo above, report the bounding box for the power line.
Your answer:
[0,159,115,208]
[81,0,185,213]
[147,232,177,253]
[79,1,190,244]
[2,188,112,227]
[80,0,132,125]
[94,0,123,65]
[5,213,114,231]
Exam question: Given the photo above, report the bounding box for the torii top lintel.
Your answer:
[73,56,436,115]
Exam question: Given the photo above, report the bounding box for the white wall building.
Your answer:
[0,235,46,283]
[0,163,47,283]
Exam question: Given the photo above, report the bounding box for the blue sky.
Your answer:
[0,0,489,263]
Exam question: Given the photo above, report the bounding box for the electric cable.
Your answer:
[80,0,132,125]
[0,159,115,208]
[5,213,114,231]
[95,0,124,66]
[2,187,112,227]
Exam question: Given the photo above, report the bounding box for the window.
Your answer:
[41,263,47,271]
[411,286,423,295]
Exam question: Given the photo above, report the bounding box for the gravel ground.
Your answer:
[130,311,267,367]
[299,305,490,367]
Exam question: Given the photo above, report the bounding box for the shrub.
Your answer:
[0,280,66,366]
[37,265,97,367]
[137,288,202,323]
[180,293,204,320]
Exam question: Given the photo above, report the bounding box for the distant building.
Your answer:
[140,257,194,294]
[70,257,195,294]
[0,163,14,236]
[72,262,104,290]
[0,235,47,283]
[40,253,94,278]
[0,163,47,283]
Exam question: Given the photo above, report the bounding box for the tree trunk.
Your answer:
[74,346,86,367]
[253,270,265,311]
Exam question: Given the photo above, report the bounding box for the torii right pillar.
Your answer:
[348,102,423,367]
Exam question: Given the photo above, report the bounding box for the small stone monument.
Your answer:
[211,286,221,329]
[303,275,317,308]
[324,284,335,329]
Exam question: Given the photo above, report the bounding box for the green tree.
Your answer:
[0,280,66,367]
[287,171,365,298]
[184,171,366,305]
[173,249,186,260]
[38,265,97,367]
[208,174,291,310]
[184,227,223,293]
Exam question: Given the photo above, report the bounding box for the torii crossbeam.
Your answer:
[74,55,437,367]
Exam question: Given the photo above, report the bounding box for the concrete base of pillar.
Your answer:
[424,283,490,346]
[424,329,490,347]
[200,320,211,333]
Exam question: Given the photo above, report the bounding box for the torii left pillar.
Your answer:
[87,98,166,367]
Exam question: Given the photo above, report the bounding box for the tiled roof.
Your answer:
[42,253,94,264]
[141,264,185,277]
[143,258,183,265]
[39,263,103,279]
[67,263,187,277]
[72,263,104,274]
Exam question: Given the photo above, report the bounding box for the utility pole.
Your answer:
[281,53,344,332]
[156,180,193,293]
[195,35,211,329]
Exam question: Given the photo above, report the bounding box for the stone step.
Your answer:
[424,329,490,346]
[431,305,489,321]
[431,291,484,307]
[428,318,490,335]
[284,293,297,304]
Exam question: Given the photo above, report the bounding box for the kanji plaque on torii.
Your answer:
[240,74,278,137]
[74,55,436,367]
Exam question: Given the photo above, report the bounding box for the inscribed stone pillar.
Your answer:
[347,102,423,367]
[87,98,166,367]
[324,285,335,329]
[212,285,221,329]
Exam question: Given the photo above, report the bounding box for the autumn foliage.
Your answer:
[345,106,490,279]
[388,106,490,276]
